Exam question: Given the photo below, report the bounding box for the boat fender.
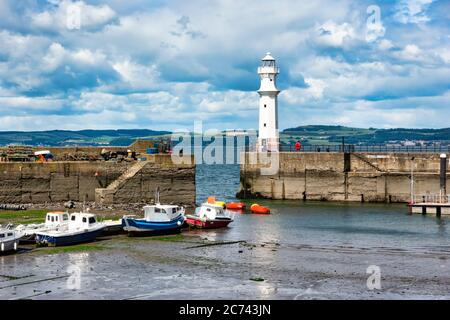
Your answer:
[14,242,17,251]
[177,220,182,226]
[1,243,4,252]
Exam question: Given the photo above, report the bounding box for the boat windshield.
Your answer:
[155,207,166,214]
[88,217,96,224]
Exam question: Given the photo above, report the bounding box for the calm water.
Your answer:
[196,164,450,252]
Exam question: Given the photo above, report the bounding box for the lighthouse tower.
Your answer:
[257,52,280,152]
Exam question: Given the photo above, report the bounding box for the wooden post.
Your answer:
[440,154,447,203]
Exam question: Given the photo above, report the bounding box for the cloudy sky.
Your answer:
[0,0,449,131]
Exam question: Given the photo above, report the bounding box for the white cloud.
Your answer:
[112,60,160,90]
[0,0,449,131]
[313,20,356,47]
[31,0,116,31]
[394,0,434,24]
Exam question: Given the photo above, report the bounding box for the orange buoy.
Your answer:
[250,203,270,214]
[226,202,246,210]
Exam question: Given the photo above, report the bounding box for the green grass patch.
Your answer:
[33,243,107,255]
[0,209,47,225]
[250,277,265,282]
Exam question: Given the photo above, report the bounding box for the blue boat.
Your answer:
[122,204,185,235]
[35,212,105,247]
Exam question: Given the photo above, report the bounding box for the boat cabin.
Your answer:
[196,203,230,220]
[0,229,15,242]
[68,212,99,230]
[143,204,184,222]
[45,211,70,228]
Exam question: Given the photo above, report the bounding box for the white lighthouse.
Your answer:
[257,52,280,152]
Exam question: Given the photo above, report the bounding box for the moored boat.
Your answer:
[186,203,233,229]
[35,212,105,246]
[250,204,270,214]
[122,204,185,236]
[0,228,20,254]
[15,211,70,243]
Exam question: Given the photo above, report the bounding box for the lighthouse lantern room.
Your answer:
[257,52,280,152]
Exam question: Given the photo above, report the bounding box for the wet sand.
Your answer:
[1,232,449,300]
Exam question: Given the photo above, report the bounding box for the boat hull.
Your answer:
[122,214,185,236]
[0,239,18,253]
[185,216,233,229]
[35,228,104,247]
[101,220,125,236]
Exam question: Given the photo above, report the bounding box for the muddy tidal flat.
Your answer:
[1,227,450,300]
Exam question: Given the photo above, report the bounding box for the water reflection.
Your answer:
[67,252,91,290]
[196,164,450,252]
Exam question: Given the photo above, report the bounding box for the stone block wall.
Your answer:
[0,155,195,206]
[239,152,450,203]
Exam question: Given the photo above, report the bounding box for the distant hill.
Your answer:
[0,129,171,147]
[281,125,450,146]
[1,126,449,147]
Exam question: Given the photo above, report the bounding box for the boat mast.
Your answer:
[155,187,160,205]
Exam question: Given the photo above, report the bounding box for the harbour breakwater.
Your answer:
[238,152,450,202]
[0,155,195,206]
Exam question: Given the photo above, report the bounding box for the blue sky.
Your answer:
[0,0,449,131]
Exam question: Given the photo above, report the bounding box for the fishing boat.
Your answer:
[186,203,234,229]
[226,202,246,210]
[122,204,185,235]
[0,228,20,253]
[250,204,270,214]
[15,211,70,243]
[101,218,124,235]
[35,212,105,246]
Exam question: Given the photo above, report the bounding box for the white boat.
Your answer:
[15,211,70,243]
[35,212,105,246]
[0,228,20,253]
[185,203,234,229]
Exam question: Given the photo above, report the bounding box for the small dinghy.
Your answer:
[226,202,246,210]
[0,228,20,254]
[250,204,270,214]
[35,212,105,246]
[186,203,233,229]
[122,204,185,235]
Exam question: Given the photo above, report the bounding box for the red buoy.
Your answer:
[250,204,270,214]
[226,202,246,210]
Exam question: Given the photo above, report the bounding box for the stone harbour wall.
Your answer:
[0,155,195,206]
[238,152,450,202]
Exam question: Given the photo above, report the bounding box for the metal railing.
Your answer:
[412,194,450,204]
[280,144,450,153]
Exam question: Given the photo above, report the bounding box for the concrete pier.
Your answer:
[238,152,450,203]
